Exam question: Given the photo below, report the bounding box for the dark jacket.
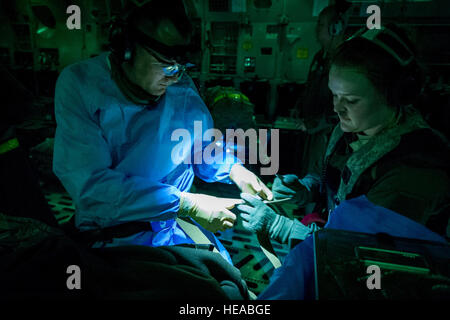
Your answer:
[0,213,250,300]
[317,107,450,236]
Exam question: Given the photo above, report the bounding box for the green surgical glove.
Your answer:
[237,193,313,244]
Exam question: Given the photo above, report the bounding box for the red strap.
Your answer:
[301,212,327,227]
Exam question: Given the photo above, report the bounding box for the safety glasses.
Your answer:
[161,63,186,79]
[141,45,187,80]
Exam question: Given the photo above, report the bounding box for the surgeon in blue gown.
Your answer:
[52,0,272,263]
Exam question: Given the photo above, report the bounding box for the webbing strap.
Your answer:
[175,217,219,253]
[176,218,282,268]
[257,233,282,269]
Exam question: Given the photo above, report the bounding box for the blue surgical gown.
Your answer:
[53,53,236,261]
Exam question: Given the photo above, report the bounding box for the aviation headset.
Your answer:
[108,5,139,63]
[344,25,423,107]
[328,5,350,37]
[108,0,193,64]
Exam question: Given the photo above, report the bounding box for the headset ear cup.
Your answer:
[109,19,124,60]
[329,21,337,36]
[123,27,134,62]
[108,5,137,63]
[329,6,350,37]
[390,70,422,107]
[109,20,135,62]
[328,15,345,37]
[335,20,343,36]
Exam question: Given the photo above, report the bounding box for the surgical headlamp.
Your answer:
[141,44,193,79]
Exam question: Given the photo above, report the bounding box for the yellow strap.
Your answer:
[175,217,220,253]
[176,218,282,273]
[257,233,282,269]
[0,138,19,155]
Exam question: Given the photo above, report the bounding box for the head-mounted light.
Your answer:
[162,63,185,78]
[141,45,194,79]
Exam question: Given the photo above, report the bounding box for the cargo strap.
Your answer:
[175,217,220,253]
[257,233,282,269]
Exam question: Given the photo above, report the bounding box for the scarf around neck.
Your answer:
[108,53,161,106]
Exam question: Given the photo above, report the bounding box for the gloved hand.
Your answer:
[237,193,313,244]
[272,174,317,206]
[230,164,273,200]
[179,192,243,233]
[272,174,304,199]
[237,193,278,234]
